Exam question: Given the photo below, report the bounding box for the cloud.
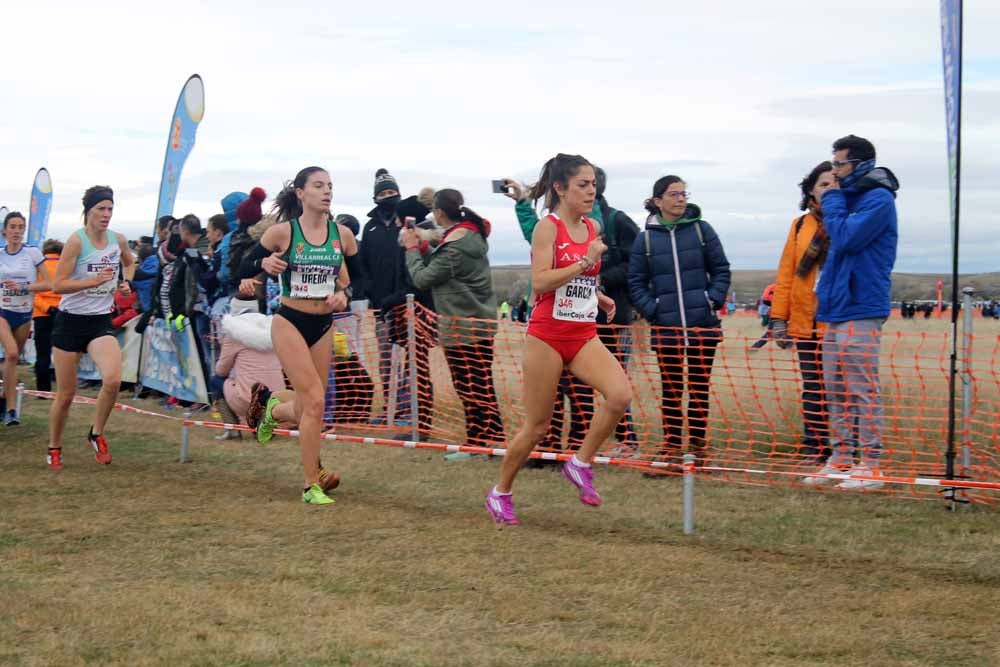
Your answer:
[3,0,1000,273]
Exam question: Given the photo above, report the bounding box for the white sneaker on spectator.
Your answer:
[801,461,851,486]
[835,464,885,490]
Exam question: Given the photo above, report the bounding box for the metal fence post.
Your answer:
[15,382,24,417]
[406,294,418,443]
[179,411,192,463]
[682,453,696,535]
[961,287,974,476]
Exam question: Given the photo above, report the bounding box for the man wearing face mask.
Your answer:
[359,168,408,425]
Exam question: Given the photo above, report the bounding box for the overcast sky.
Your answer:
[2,0,998,274]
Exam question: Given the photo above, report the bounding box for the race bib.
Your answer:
[0,277,30,311]
[289,264,339,299]
[553,275,598,323]
[83,262,119,297]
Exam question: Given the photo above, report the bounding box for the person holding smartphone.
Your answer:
[485,153,631,526]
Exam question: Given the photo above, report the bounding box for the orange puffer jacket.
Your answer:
[32,254,61,318]
[770,212,825,340]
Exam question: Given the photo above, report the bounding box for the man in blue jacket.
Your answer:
[805,135,899,490]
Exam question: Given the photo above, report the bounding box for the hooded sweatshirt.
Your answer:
[627,204,731,330]
[405,225,497,347]
[815,166,899,323]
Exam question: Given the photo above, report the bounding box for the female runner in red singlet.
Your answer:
[486,154,632,526]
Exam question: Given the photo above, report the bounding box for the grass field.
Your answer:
[2,372,1000,666]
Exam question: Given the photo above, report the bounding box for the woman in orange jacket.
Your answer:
[31,240,63,393]
[769,162,836,461]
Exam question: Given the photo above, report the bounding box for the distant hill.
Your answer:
[490,266,1000,304]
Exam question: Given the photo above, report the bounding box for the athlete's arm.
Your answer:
[30,254,53,293]
[338,223,363,296]
[530,218,589,294]
[118,233,136,281]
[238,224,290,278]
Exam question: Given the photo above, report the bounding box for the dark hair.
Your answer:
[644,175,686,214]
[207,214,230,235]
[530,153,593,211]
[334,214,360,237]
[82,185,114,220]
[157,215,176,232]
[433,189,487,237]
[42,238,64,255]
[595,166,607,198]
[273,166,328,222]
[832,134,876,162]
[179,214,202,236]
[798,161,834,211]
[3,211,25,228]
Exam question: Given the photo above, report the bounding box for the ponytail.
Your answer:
[271,166,327,222]
[528,153,592,211]
[434,188,487,237]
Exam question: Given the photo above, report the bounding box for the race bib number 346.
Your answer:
[553,275,598,323]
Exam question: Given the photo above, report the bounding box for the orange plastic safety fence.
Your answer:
[314,304,999,502]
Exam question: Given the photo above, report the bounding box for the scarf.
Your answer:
[837,158,876,190]
[795,209,829,278]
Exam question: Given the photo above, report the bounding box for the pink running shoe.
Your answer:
[562,458,602,506]
[485,489,520,526]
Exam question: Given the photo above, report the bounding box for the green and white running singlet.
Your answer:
[279,218,343,299]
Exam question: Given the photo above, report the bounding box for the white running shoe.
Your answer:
[835,464,885,490]
[801,462,851,486]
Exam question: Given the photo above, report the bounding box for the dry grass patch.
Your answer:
[1,391,998,666]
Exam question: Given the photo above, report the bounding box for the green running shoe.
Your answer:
[256,395,280,444]
[302,483,335,505]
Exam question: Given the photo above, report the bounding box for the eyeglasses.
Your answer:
[662,191,691,200]
[830,159,861,169]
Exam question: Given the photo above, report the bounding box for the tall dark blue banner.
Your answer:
[153,74,205,235]
[27,168,53,248]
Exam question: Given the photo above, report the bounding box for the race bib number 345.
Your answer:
[553,275,598,323]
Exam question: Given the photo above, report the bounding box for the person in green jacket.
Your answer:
[402,189,505,451]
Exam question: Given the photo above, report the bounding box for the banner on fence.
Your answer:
[78,318,142,384]
[138,318,208,404]
[77,317,207,403]
[153,74,205,236]
[27,168,53,248]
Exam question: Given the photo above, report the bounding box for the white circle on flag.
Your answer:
[35,169,52,194]
[183,76,205,123]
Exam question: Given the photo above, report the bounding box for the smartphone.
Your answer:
[491,179,508,194]
[404,216,416,229]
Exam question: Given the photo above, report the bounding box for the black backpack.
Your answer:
[226,229,256,288]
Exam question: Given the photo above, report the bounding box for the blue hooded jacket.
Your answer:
[815,167,899,323]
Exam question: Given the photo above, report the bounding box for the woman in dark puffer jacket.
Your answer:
[628,175,731,466]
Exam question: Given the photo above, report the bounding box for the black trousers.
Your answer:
[651,328,721,454]
[32,315,55,392]
[795,336,829,456]
[599,324,636,444]
[443,339,505,446]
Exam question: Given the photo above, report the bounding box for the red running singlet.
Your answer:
[526,214,601,364]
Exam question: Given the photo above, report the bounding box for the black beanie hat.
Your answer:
[373,168,400,197]
[335,214,360,236]
[394,195,430,223]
